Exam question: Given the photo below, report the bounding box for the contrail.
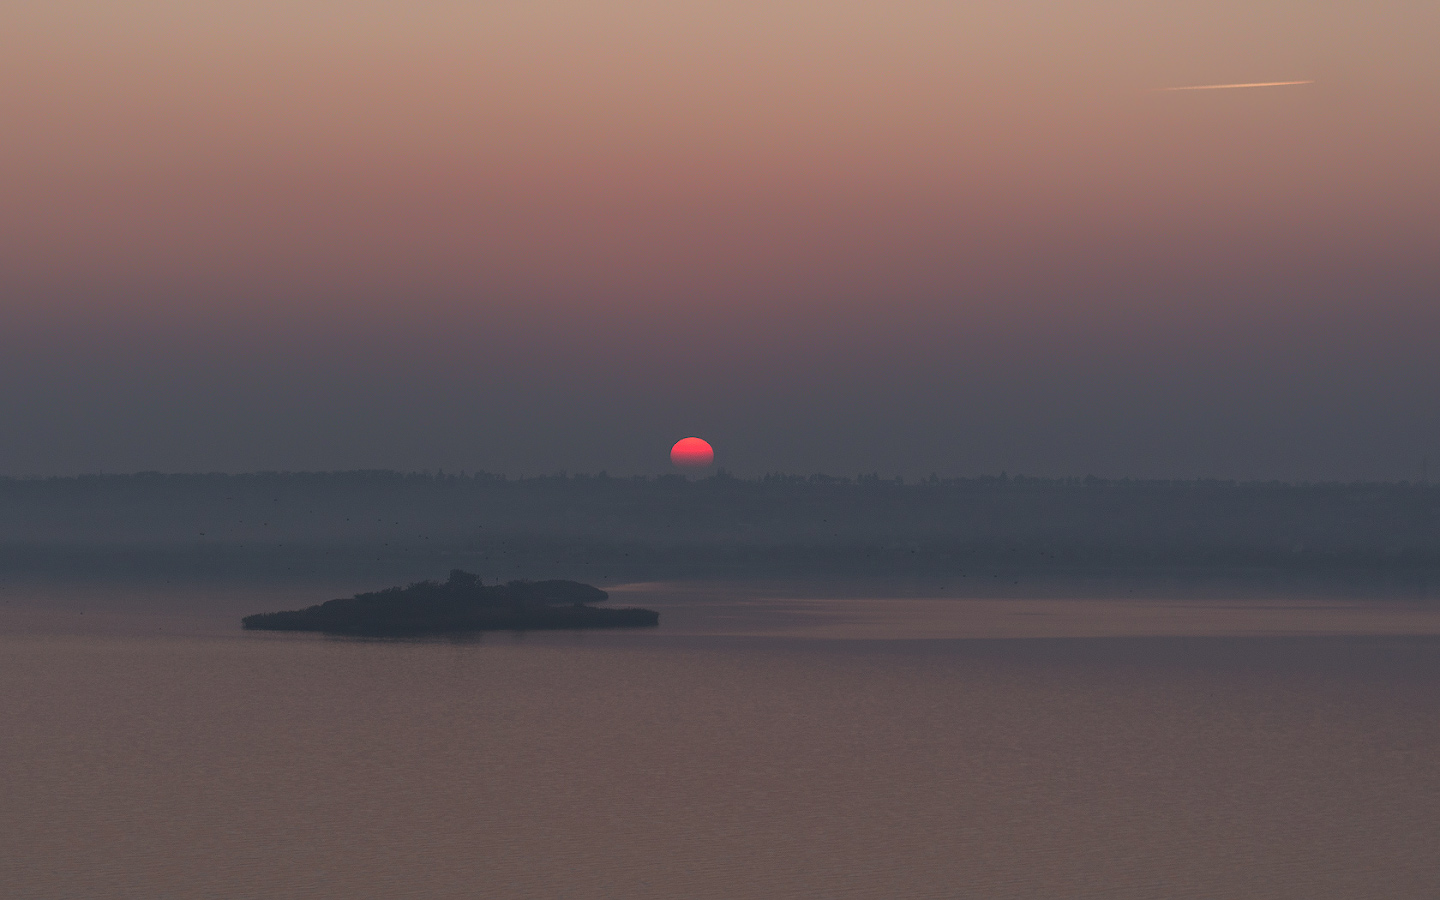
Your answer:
[1157,80,1314,92]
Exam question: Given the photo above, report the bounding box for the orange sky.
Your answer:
[1,2,1438,476]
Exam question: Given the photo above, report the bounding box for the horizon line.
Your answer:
[0,469,1429,487]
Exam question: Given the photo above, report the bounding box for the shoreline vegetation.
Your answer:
[242,570,659,635]
[2,471,1437,583]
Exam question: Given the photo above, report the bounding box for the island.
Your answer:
[242,569,659,635]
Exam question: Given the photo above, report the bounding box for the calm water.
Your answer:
[3,580,1439,899]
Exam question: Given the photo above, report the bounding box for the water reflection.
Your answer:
[2,578,1439,898]
[607,581,1440,640]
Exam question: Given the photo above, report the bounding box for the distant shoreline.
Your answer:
[1,472,1435,585]
[4,542,1439,586]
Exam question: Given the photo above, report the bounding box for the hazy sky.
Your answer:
[3,1,1437,478]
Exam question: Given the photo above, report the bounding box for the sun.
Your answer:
[670,437,715,468]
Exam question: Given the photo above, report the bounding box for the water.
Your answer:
[3,580,1439,898]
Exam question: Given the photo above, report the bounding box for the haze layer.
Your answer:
[3,2,1437,477]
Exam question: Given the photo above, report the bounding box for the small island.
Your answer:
[242,570,658,635]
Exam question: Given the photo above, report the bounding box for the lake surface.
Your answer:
[3,579,1439,898]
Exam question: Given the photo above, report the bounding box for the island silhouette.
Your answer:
[242,569,658,635]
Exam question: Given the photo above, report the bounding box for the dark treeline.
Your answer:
[2,470,1438,581]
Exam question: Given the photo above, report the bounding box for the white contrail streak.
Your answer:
[1157,80,1315,92]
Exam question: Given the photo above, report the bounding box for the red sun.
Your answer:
[670,437,715,468]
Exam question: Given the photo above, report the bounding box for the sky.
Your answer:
[2,1,1438,479]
